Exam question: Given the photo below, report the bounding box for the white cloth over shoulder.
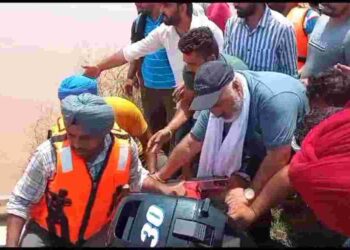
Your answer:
[197,79,250,177]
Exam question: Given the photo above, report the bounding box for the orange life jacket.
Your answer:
[287,6,309,70]
[30,123,132,245]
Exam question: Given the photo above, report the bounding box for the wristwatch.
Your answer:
[244,187,255,201]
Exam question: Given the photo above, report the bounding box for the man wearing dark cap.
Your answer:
[6,93,185,247]
[147,27,248,179]
[153,61,308,244]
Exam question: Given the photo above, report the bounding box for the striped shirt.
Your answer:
[224,5,298,77]
[7,135,149,220]
[141,15,176,89]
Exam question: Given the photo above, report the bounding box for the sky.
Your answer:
[0,3,136,194]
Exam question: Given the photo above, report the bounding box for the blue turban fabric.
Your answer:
[58,75,98,100]
[61,93,115,135]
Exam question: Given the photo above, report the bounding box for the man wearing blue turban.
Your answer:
[53,74,167,174]
[58,75,98,100]
[6,93,185,247]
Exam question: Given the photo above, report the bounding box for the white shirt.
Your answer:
[193,3,205,16]
[123,14,224,86]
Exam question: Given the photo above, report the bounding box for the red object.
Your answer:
[184,177,229,200]
[184,182,202,199]
[345,101,350,108]
[206,3,232,32]
[289,107,350,237]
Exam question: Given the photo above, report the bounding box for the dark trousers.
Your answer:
[141,86,176,154]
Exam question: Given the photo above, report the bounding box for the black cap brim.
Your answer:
[189,90,222,111]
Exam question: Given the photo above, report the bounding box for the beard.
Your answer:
[224,97,243,122]
[236,5,257,18]
[163,13,181,26]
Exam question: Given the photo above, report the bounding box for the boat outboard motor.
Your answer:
[106,193,256,248]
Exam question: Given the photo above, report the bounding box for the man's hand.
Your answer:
[124,78,134,96]
[147,128,172,153]
[172,83,186,102]
[225,188,256,230]
[334,63,350,76]
[227,202,257,230]
[164,181,187,196]
[145,173,186,196]
[82,65,102,79]
[225,187,249,207]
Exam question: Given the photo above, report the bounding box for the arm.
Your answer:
[124,60,141,96]
[278,26,298,77]
[155,110,209,180]
[250,165,293,219]
[124,17,143,95]
[138,129,157,174]
[157,133,203,181]
[251,145,291,194]
[147,87,195,153]
[6,141,52,247]
[166,95,194,132]
[130,139,186,195]
[126,60,140,81]
[227,165,294,229]
[83,27,164,78]
[6,215,26,247]
[128,138,185,195]
[250,93,301,194]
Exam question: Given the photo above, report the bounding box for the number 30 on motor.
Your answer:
[140,205,165,247]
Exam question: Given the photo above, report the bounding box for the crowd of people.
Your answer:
[5,2,350,247]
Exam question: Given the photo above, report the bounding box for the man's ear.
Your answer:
[232,80,243,98]
[179,3,186,15]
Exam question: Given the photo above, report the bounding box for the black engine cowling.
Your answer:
[106,193,256,248]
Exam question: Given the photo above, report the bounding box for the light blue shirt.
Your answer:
[191,70,309,161]
[141,15,176,89]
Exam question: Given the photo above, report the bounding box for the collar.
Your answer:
[146,14,163,24]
